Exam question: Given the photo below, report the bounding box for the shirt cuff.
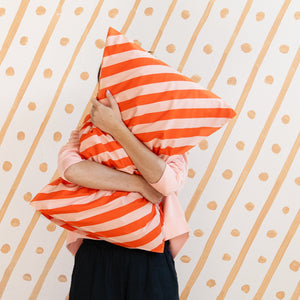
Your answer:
[149,154,188,196]
[57,130,83,181]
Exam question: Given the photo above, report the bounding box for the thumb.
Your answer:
[106,90,118,109]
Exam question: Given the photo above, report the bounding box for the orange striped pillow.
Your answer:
[30,27,236,253]
[82,27,236,168]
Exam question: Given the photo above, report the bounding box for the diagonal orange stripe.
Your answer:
[0,0,105,223]
[254,209,300,299]
[177,0,216,72]
[29,230,68,299]
[291,280,300,300]
[27,2,142,296]
[185,0,293,222]
[0,0,65,147]
[0,211,41,298]
[207,0,254,90]
[181,22,297,300]
[219,131,300,299]
[150,0,178,52]
[0,0,31,66]
[121,0,142,34]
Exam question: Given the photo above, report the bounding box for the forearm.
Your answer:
[64,160,144,192]
[112,124,166,184]
[64,160,163,204]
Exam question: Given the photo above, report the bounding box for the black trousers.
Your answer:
[69,239,179,300]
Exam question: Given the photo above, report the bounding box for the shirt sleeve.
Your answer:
[58,129,189,194]
[57,130,83,181]
[149,154,188,196]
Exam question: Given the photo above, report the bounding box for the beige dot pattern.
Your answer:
[193,229,203,237]
[272,144,281,153]
[39,163,48,172]
[236,141,245,150]
[95,39,105,49]
[256,11,265,21]
[2,161,12,171]
[20,36,28,45]
[264,75,274,84]
[80,72,89,80]
[17,131,25,140]
[190,74,201,83]
[245,202,255,211]
[5,67,15,76]
[53,131,62,142]
[181,10,190,19]
[28,102,36,111]
[276,291,285,299]
[58,275,67,282]
[207,279,216,288]
[266,230,277,238]
[133,40,142,47]
[47,223,56,232]
[166,43,176,53]
[0,2,299,299]
[220,8,229,18]
[279,44,289,53]
[289,260,300,272]
[11,218,20,227]
[108,8,119,18]
[36,6,46,16]
[258,256,267,263]
[259,172,269,181]
[227,76,237,85]
[231,229,240,237]
[74,7,84,16]
[1,244,11,254]
[281,114,290,124]
[203,44,213,54]
[294,177,300,186]
[222,169,233,179]
[282,206,289,214]
[23,192,32,202]
[199,139,208,150]
[241,284,250,294]
[43,68,53,78]
[188,168,196,178]
[144,7,153,16]
[207,201,217,210]
[241,43,252,53]
[65,104,74,114]
[247,110,256,119]
[0,7,6,16]
[180,255,191,263]
[23,274,32,281]
[36,247,44,254]
[60,37,69,46]
[222,253,231,261]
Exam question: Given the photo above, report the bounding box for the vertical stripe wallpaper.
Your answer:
[0,0,299,299]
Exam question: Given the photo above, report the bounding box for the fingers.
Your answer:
[106,89,118,110]
[91,98,99,107]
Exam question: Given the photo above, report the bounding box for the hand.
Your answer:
[138,178,164,204]
[90,90,124,136]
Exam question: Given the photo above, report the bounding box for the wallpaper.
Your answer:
[0,0,299,299]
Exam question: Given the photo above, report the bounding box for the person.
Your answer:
[57,85,190,300]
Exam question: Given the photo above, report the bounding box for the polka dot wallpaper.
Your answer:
[0,0,299,299]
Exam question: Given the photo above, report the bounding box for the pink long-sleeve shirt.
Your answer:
[58,130,190,258]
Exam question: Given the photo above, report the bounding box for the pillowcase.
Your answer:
[30,27,236,253]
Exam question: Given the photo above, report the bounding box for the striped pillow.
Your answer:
[30,27,236,253]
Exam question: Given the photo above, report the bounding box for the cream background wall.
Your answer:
[0,0,299,299]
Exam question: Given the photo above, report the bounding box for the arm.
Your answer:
[58,130,163,204]
[90,90,166,184]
